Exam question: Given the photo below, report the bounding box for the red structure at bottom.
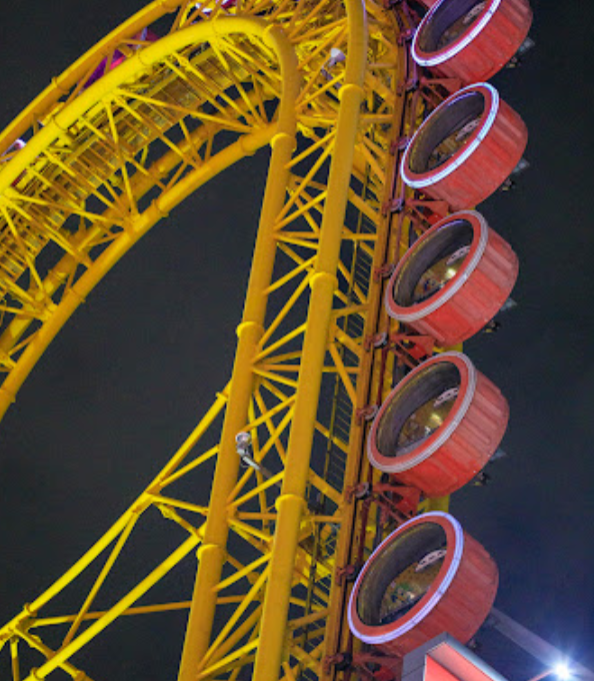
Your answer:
[348,513,498,657]
[401,633,510,681]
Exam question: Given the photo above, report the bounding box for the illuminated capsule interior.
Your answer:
[408,90,485,174]
[356,523,448,626]
[392,219,472,307]
[376,362,461,458]
[417,0,488,53]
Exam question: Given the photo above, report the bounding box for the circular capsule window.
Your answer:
[400,83,527,210]
[412,0,533,84]
[348,512,498,657]
[367,352,508,497]
[385,211,518,346]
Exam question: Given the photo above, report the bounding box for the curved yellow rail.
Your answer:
[0,15,295,421]
[0,0,428,679]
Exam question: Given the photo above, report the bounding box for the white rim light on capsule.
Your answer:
[412,0,503,66]
[367,352,478,473]
[347,512,465,644]
[386,211,489,323]
[400,83,500,189]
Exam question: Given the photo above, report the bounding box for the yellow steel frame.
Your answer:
[0,0,441,680]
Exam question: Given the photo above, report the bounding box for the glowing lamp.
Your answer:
[553,664,572,681]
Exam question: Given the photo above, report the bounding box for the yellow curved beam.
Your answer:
[250,0,367,678]
[0,15,296,423]
[0,126,274,423]
[177,18,301,681]
[0,16,292,190]
[2,16,301,678]
[0,0,179,151]
[0,2,414,679]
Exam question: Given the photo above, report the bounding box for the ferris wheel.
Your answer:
[0,1,547,680]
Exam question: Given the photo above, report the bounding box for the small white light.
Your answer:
[235,431,254,459]
[553,663,571,681]
[329,48,346,66]
[235,431,251,447]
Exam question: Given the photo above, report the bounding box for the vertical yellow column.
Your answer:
[426,496,450,512]
[177,24,299,681]
[251,3,368,680]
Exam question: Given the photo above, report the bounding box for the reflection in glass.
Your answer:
[437,1,487,50]
[379,547,447,624]
[407,91,486,176]
[412,245,471,303]
[427,117,481,170]
[396,388,459,451]
[355,523,449,627]
[375,363,461,459]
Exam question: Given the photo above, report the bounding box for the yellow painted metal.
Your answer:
[19,533,204,681]
[424,496,451,513]
[0,124,273,418]
[0,14,286,420]
[250,2,368,676]
[0,0,444,679]
[176,22,300,681]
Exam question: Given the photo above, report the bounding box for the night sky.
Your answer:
[0,0,592,679]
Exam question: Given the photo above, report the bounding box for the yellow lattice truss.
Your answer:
[0,0,439,680]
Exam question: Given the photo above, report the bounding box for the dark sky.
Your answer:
[0,0,592,679]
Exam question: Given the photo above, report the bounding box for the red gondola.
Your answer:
[348,512,498,656]
[367,352,508,497]
[400,83,527,210]
[412,0,533,84]
[385,211,518,346]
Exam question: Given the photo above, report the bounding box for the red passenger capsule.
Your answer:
[367,352,508,497]
[348,512,498,657]
[385,211,518,346]
[400,83,527,210]
[412,0,533,84]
